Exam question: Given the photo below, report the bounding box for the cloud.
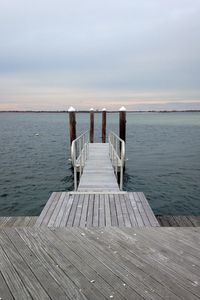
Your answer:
[0,0,200,109]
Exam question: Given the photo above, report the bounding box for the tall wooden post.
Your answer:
[119,106,126,142]
[68,106,76,145]
[90,108,94,143]
[102,108,106,143]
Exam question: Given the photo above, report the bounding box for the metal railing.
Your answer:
[109,131,125,190]
[71,130,89,190]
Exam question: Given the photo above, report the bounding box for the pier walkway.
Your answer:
[1,227,200,300]
[78,143,119,192]
[1,122,200,299]
[36,131,160,228]
[35,192,159,227]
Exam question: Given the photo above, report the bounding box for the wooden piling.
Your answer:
[119,106,126,142]
[68,107,76,145]
[102,108,106,143]
[90,108,94,143]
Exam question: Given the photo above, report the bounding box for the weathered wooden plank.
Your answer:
[42,192,62,226]
[0,270,14,300]
[79,194,88,228]
[156,215,200,227]
[87,194,94,227]
[125,194,138,227]
[54,193,70,227]
[16,228,87,300]
[73,193,84,226]
[128,193,144,227]
[35,192,58,226]
[81,227,182,300]
[119,228,200,299]
[175,216,194,227]
[47,192,66,227]
[134,193,151,226]
[120,194,131,227]
[114,194,124,227]
[59,194,74,227]
[40,228,109,300]
[0,230,49,299]
[109,194,118,226]
[67,194,79,226]
[137,192,160,227]
[104,194,111,226]
[57,228,144,300]
[1,227,200,300]
[0,217,37,227]
[99,194,105,227]
[74,227,164,300]
[188,216,200,226]
[35,191,159,229]
[93,194,99,227]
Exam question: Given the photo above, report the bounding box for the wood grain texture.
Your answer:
[0,217,37,228]
[0,227,200,300]
[35,192,159,228]
[156,215,200,227]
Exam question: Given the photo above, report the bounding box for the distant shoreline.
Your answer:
[0,110,200,113]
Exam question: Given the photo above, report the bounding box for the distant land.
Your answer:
[0,110,200,113]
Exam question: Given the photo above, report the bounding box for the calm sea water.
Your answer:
[0,112,199,216]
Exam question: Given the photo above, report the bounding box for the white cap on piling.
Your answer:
[119,106,126,111]
[102,108,106,111]
[68,106,75,112]
[90,108,94,111]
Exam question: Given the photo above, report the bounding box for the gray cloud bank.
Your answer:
[0,0,200,110]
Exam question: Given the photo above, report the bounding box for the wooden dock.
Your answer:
[1,227,200,300]
[35,192,159,227]
[1,116,200,299]
[78,143,120,192]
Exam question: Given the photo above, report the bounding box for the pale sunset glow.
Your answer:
[0,0,200,110]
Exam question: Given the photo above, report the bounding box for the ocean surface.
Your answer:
[0,112,199,216]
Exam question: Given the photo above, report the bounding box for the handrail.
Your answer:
[108,131,125,190]
[71,130,89,190]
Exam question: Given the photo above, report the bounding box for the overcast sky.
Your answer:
[0,0,200,110]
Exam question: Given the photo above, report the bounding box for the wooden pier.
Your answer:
[35,192,159,227]
[0,109,200,299]
[78,143,120,192]
[1,227,200,300]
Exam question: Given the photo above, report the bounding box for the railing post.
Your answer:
[73,143,77,190]
[68,106,76,145]
[79,139,82,175]
[119,106,126,143]
[90,108,94,143]
[120,164,123,190]
[102,108,106,143]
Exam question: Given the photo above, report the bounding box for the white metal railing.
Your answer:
[71,130,89,190]
[109,131,125,190]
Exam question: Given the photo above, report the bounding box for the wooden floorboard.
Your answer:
[0,227,200,300]
[36,192,160,227]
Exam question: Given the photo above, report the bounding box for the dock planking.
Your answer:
[0,217,37,228]
[0,227,200,300]
[35,192,160,227]
[156,215,200,227]
[78,143,120,192]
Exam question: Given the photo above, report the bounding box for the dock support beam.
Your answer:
[68,107,76,145]
[90,108,94,143]
[119,106,126,143]
[102,108,106,143]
